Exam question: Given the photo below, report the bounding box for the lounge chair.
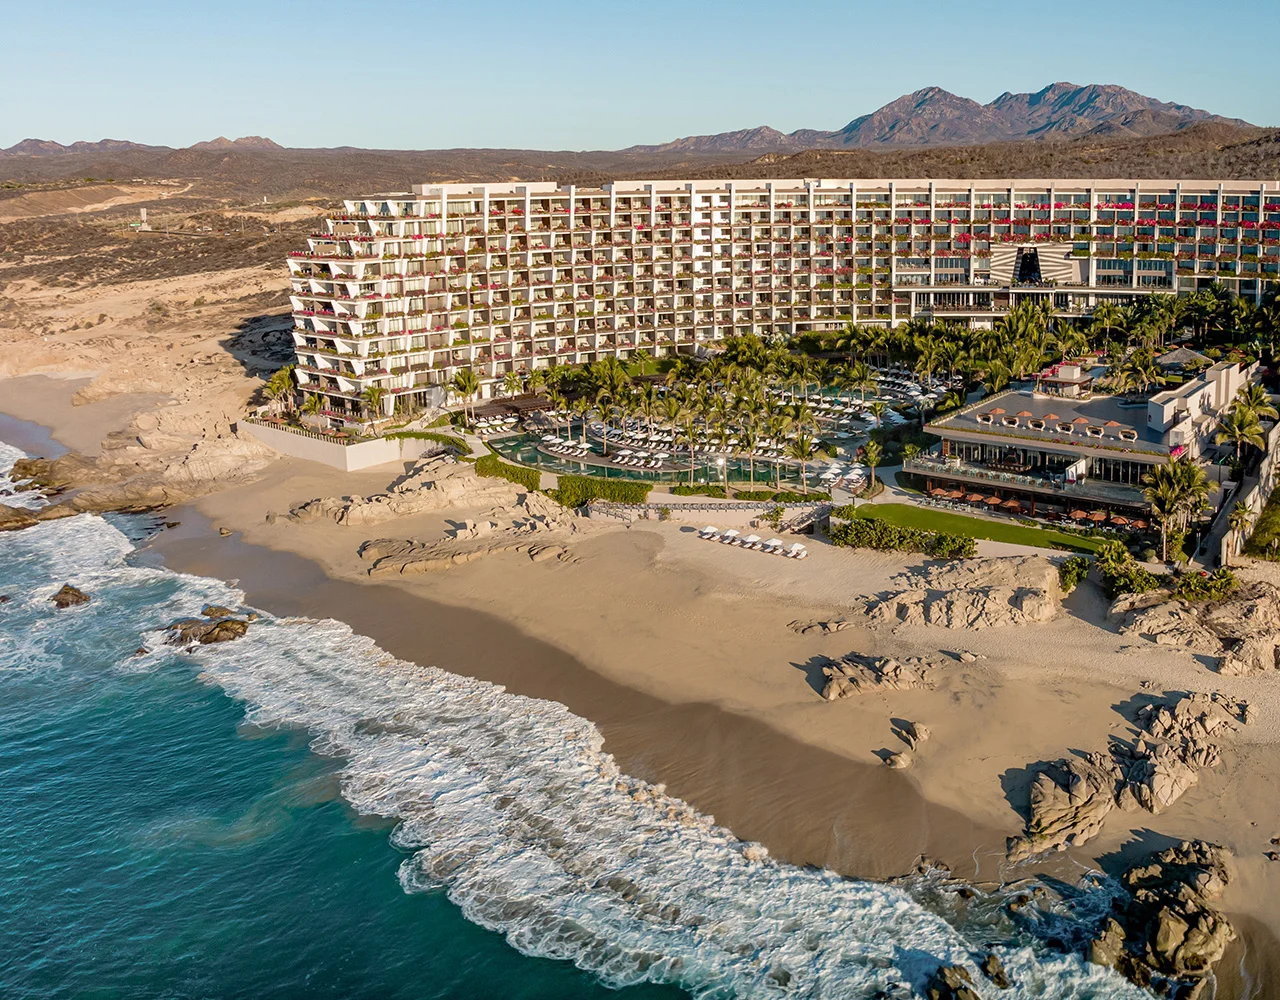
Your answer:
[719,529,741,545]
[740,534,763,550]
[762,537,786,555]
[698,525,720,540]
[786,543,808,559]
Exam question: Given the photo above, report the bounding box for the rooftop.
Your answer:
[929,390,1169,456]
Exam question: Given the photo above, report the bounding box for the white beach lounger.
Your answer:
[698,526,720,539]
[762,537,786,555]
[719,529,741,545]
[786,543,808,559]
[740,534,763,550]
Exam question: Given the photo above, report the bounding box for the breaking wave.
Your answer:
[0,446,1149,999]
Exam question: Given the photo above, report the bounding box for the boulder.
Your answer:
[866,556,1061,630]
[820,654,939,700]
[885,751,912,769]
[980,952,1011,989]
[925,965,981,1000]
[1007,753,1120,861]
[0,504,38,532]
[200,604,238,619]
[164,617,249,645]
[50,584,90,608]
[1089,841,1235,991]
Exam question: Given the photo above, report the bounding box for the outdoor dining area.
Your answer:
[921,487,1147,532]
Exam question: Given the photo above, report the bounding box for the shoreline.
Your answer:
[149,507,1003,884]
[6,393,1280,994]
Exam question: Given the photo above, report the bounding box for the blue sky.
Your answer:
[4,0,1276,150]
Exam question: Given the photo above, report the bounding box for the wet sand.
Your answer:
[149,510,1001,883]
[0,373,169,456]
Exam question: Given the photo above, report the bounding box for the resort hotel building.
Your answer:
[288,177,1280,417]
[905,360,1253,515]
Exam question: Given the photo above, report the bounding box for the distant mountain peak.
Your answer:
[624,83,1252,154]
[0,137,163,156]
[187,135,283,151]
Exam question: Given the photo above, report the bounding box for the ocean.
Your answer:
[0,440,1149,999]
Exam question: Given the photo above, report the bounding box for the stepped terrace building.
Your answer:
[288,178,1280,418]
[904,360,1252,514]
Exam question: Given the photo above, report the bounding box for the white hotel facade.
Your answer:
[288,178,1280,415]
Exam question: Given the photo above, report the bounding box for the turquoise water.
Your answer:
[0,441,1150,999]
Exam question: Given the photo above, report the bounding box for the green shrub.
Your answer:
[1174,568,1237,601]
[828,517,976,559]
[383,430,469,454]
[1094,539,1161,597]
[671,484,726,498]
[550,475,652,507]
[830,503,858,519]
[772,489,829,503]
[474,453,541,492]
[1058,556,1090,593]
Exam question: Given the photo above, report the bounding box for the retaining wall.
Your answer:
[238,421,436,472]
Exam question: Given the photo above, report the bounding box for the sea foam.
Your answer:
[0,450,1149,999]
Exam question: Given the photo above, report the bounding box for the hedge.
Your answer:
[550,475,652,507]
[383,430,470,454]
[827,517,976,559]
[474,453,541,492]
[672,484,727,498]
[733,489,831,503]
[1058,556,1090,593]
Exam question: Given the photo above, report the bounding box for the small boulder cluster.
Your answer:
[162,604,256,646]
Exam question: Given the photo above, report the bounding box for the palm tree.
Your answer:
[1216,406,1265,462]
[767,412,792,491]
[450,368,481,424]
[526,368,547,395]
[867,400,887,429]
[361,385,387,433]
[546,390,568,440]
[1226,504,1253,567]
[570,396,592,446]
[300,392,323,422]
[502,371,523,398]
[863,439,883,489]
[264,364,296,413]
[786,431,815,493]
[1143,458,1211,561]
[1237,383,1278,422]
[594,387,613,456]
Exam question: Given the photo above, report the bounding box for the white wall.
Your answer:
[238,421,437,471]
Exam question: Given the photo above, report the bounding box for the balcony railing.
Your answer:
[904,452,1147,505]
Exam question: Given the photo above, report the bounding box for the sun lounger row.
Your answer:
[614,456,663,468]
[544,440,591,458]
[697,527,808,558]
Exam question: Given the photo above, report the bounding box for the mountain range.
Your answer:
[1,135,282,156]
[624,82,1254,153]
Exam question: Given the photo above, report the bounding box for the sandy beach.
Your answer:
[8,375,1280,994]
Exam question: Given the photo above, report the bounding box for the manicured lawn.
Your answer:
[853,503,1106,554]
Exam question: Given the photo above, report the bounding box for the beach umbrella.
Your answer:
[947,490,965,500]
[1110,515,1130,526]
[983,495,1002,505]
[1088,510,1107,522]
[1130,519,1149,530]
[1002,498,1023,510]
[930,487,948,497]
[1069,509,1088,520]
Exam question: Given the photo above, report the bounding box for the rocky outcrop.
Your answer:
[925,965,981,1000]
[865,556,1061,630]
[787,618,853,635]
[1008,694,1248,861]
[1089,841,1234,994]
[1114,579,1280,675]
[819,653,943,700]
[50,584,90,608]
[163,604,254,645]
[0,504,38,531]
[894,719,932,749]
[359,535,571,576]
[284,456,531,527]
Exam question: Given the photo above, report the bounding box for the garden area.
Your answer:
[849,503,1107,554]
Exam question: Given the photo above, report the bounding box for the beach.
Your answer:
[7,374,1280,994]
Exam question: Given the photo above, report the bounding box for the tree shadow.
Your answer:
[217,309,296,382]
[790,655,831,696]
